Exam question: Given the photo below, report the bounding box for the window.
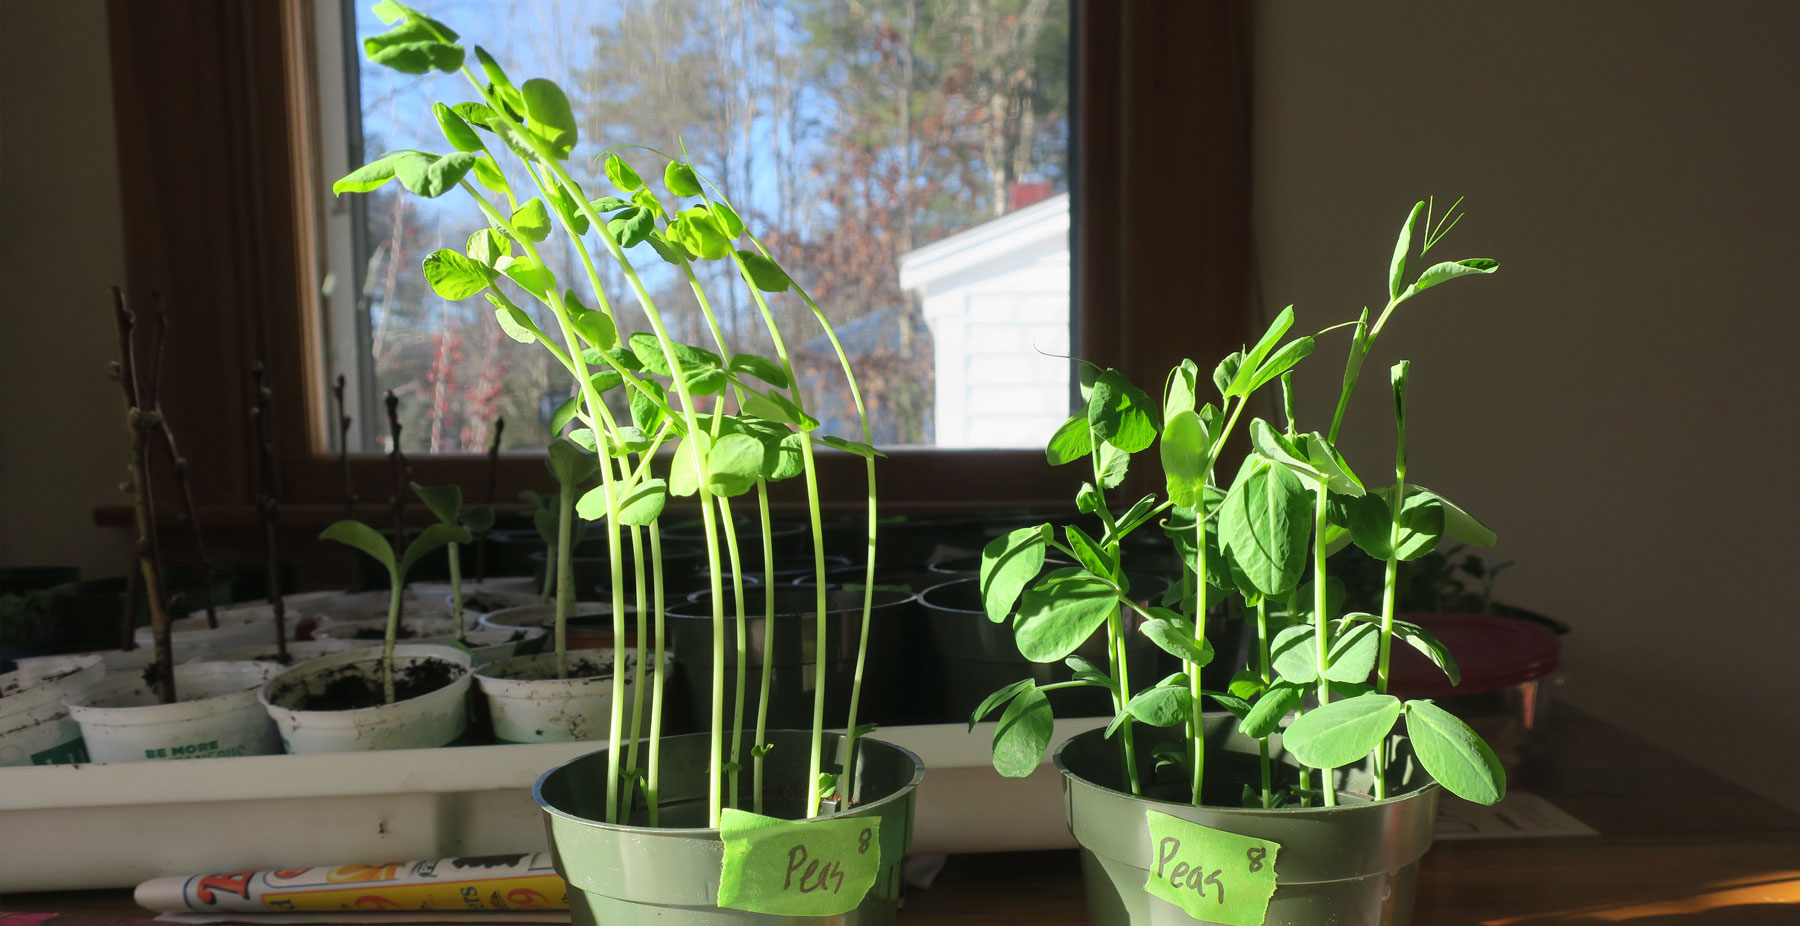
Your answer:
[315,0,1073,454]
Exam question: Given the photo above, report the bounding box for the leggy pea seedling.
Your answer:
[333,0,888,829]
[976,198,1508,810]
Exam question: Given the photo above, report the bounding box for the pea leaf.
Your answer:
[1218,459,1311,597]
[471,155,507,194]
[421,249,496,300]
[1163,359,1199,422]
[664,160,702,196]
[1270,623,1317,684]
[432,102,482,152]
[1063,524,1113,578]
[713,200,745,237]
[333,150,420,194]
[707,432,766,497]
[1227,669,1267,701]
[736,250,790,292]
[486,293,540,344]
[498,254,553,297]
[1212,351,1244,397]
[1323,620,1380,684]
[667,431,712,498]
[1140,612,1214,667]
[1240,681,1303,738]
[461,505,495,533]
[363,19,463,74]
[1282,692,1403,770]
[741,389,819,431]
[1390,201,1427,300]
[992,684,1053,778]
[1159,409,1209,508]
[1126,683,1192,727]
[548,393,582,434]
[318,520,395,574]
[1086,369,1158,453]
[451,101,495,130]
[765,431,806,481]
[1244,336,1316,395]
[567,300,617,350]
[393,150,479,198]
[511,198,551,242]
[1013,575,1118,663]
[604,153,641,191]
[727,353,789,389]
[1226,306,1295,397]
[1405,699,1506,804]
[1404,259,1499,298]
[1097,442,1129,489]
[520,78,576,159]
[668,207,730,259]
[1341,614,1463,685]
[628,332,721,377]
[1249,418,1319,480]
[1409,485,1497,547]
[979,526,1048,623]
[1066,655,1114,690]
[590,195,631,213]
[465,227,509,266]
[817,435,884,458]
[607,207,656,248]
[1045,415,1092,465]
[969,678,1034,729]
[1300,433,1365,496]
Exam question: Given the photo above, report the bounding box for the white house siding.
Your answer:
[898,195,1071,449]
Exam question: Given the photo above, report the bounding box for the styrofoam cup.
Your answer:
[258,644,473,754]
[65,661,281,763]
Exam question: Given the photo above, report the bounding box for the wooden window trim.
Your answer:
[101,0,1251,543]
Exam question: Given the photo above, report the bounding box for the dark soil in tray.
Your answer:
[299,658,461,710]
[352,625,418,640]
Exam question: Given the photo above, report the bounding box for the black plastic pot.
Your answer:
[665,587,915,732]
[536,730,921,924]
[46,572,235,653]
[919,573,1173,721]
[820,514,985,566]
[1058,720,1439,925]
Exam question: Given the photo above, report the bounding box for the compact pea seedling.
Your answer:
[976,198,1507,922]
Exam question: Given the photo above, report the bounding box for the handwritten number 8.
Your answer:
[858,828,873,854]
[1246,847,1266,872]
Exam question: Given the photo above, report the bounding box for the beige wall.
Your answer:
[1255,0,1800,809]
[0,0,134,576]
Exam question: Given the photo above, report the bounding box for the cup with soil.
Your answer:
[65,660,282,762]
[475,647,660,743]
[258,643,473,753]
[315,613,544,667]
[0,653,105,766]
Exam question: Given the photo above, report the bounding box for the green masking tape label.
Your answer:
[716,808,880,916]
[1143,809,1280,926]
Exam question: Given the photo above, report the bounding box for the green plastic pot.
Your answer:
[1057,720,1439,925]
[535,729,922,924]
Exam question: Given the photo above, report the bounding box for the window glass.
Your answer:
[327,0,1071,452]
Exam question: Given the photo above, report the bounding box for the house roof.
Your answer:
[897,192,1070,292]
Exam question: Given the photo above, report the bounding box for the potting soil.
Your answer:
[301,659,461,710]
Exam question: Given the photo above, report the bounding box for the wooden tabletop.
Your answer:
[899,705,1800,924]
[4,707,1796,924]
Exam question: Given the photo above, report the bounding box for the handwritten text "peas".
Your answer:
[782,827,875,895]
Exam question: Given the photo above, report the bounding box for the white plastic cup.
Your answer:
[312,613,456,645]
[258,644,473,754]
[64,661,282,763]
[199,639,363,666]
[0,654,105,766]
[132,612,283,657]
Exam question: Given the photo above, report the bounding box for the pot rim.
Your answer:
[256,643,472,718]
[1053,723,1441,815]
[532,729,925,837]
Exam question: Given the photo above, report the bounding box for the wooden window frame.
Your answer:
[101,0,1251,561]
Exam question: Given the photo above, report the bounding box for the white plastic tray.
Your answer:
[0,718,1104,892]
